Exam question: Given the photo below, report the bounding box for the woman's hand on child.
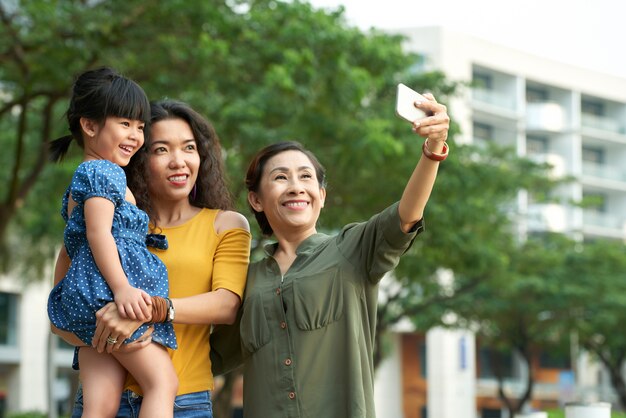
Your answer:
[93,301,146,353]
[114,285,153,321]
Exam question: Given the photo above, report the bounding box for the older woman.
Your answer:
[212,93,449,417]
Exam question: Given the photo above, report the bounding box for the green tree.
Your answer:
[444,232,574,416]
[375,142,560,361]
[0,0,438,275]
[563,238,626,410]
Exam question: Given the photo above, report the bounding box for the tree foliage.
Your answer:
[0,0,436,276]
[561,238,626,410]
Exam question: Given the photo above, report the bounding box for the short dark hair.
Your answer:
[126,100,234,225]
[245,141,326,236]
[49,66,150,162]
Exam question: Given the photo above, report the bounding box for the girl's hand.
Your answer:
[114,285,153,321]
[411,93,450,144]
[93,302,145,353]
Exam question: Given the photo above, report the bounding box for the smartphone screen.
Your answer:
[395,83,430,123]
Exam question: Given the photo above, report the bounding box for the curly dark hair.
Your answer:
[126,100,234,227]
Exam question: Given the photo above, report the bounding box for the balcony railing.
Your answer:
[527,204,568,232]
[581,113,624,134]
[526,102,567,132]
[582,161,626,183]
[472,88,517,111]
[583,210,624,230]
[527,153,566,178]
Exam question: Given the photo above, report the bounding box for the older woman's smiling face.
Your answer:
[248,150,326,236]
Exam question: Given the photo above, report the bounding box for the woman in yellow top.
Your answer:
[54,100,251,417]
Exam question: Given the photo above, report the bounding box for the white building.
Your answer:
[374,26,626,418]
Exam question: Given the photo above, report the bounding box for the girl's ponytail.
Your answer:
[49,135,74,162]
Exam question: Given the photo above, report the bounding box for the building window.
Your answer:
[526,85,549,103]
[420,405,428,418]
[582,192,607,213]
[473,122,494,142]
[527,135,549,154]
[539,350,570,369]
[419,340,427,378]
[473,72,493,90]
[482,408,502,418]
[582,99,604,116]
[478,347,514,379]
[0,292,18,346]
[582,146,604,164]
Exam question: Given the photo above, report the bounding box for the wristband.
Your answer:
[151,296,168,323]
[422,138,448,161]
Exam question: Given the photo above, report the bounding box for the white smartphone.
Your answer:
[395,83,431,122]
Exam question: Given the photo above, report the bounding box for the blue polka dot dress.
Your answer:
[47,160,177,350]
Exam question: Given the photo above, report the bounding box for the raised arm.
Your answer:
[398,94,450,232]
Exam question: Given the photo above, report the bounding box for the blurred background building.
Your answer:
[1,25,626,418]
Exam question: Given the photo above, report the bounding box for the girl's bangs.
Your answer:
[104,78,150,124]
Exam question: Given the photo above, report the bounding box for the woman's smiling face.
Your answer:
[248,149,326,236]
[146,118,200,204]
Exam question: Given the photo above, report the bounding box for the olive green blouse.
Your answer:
[212,202,423,418]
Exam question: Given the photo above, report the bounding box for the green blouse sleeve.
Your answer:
[336,201,424,284]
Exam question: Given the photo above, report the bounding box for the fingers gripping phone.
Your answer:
[395,83,432,122]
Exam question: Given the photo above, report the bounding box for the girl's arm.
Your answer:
[84,196,151,320]
[397,93,450,232]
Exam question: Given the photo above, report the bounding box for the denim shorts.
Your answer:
[71,385,213,418]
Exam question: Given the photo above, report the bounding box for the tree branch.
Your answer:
[7,97,28,206]
[17,95,62,203]
[0,4,29,75]
[399,275,484,319]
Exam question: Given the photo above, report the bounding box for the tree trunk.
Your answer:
[493,346,534,415]
[515,345,534,415]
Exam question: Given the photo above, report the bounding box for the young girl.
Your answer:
[47,67,178,418]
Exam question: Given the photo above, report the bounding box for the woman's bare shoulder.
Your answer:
[214,210,250,234]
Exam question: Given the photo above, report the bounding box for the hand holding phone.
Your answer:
[395,83,432,123]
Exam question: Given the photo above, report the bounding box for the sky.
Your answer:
[307,0,626,80]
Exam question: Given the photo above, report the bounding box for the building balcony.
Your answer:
[527,153,567,178]
[472,88,517,112]
[581,113,624,134]
[527,204,568,232]
[0,345,20,364]
[582,161,626,183]
[582,210,625,230]
[526,102,567,132]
